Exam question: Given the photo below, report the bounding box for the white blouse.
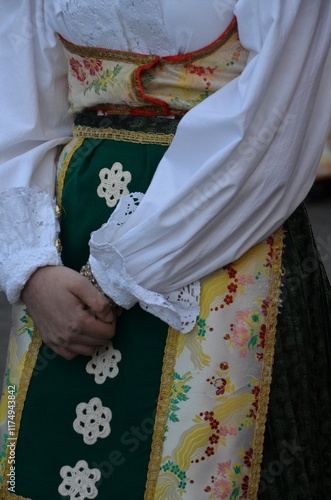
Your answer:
[1,0,331,331]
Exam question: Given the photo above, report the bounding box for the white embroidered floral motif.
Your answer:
[73,397,112,445]
[97,162,131,207]
[86,342,122,384]
[58,460,101,499]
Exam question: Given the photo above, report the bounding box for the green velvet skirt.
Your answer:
[3,115,330,499]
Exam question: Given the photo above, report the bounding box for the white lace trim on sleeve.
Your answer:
[0,187,62,304]
[89,193,200,333]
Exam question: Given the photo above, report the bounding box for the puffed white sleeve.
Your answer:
[90,0,331,332]
[0,1,73,303]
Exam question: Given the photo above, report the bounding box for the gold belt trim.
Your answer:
[144,328,180,498]
[57,137,84,207]
[0,492,31,500]
[72,125,174,146]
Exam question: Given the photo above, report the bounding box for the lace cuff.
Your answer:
[89,193,200,333]
[0,187,62,304]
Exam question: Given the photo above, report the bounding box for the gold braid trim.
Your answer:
[60,35,158,64]
[247,227,284,499]
[0,328,42,500]
[144,328,180,499]
[72,125,174,146]
[57,137,84,207]
[0,491,31,500]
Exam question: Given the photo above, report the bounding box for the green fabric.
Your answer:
[259,204,331,498]
[60,136,168,271]
[14,133,172,499]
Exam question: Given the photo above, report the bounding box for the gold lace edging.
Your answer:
[247,227,284,499]
[60,35,158,64]
[72,125,174,146]
[0,491,31,500]
[0,328,42,500]
[57,137,84,207]
[144,328,179,499]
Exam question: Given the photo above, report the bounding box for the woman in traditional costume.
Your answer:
[0,1,331,498]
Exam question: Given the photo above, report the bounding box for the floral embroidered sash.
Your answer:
[60,18,248,116]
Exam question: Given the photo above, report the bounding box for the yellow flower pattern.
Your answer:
[148,232,283,499]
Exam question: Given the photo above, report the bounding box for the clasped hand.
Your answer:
[21,266,116,360]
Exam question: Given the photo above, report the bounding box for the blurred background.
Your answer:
[1,138,331,382]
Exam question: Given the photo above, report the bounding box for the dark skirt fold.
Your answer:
[260,204,331,499]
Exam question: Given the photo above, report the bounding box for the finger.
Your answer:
[69,344,97,357]
[41,319,114,350]
[78,307,116,341]
[74,276,116,323]
[53,343,96,359]
[69,332,114,346]
[51,345,77,360]
[82,302,115,325]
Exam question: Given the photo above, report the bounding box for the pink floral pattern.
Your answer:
[70,57,87,83]
[204,449,253,499]
[83,58,103,76]
[223,303,267,360]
